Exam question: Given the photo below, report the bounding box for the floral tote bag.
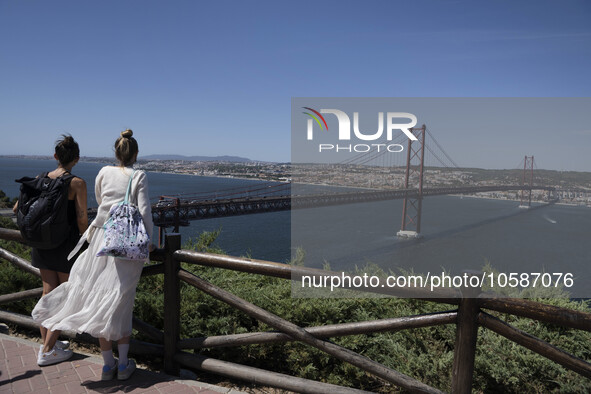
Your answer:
[96,170,150,260]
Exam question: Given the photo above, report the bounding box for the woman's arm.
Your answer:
[136,171,154,242]
[95,167,105,207]
[12,200,18,214]
[71,177,88,234]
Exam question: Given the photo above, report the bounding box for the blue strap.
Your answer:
[124,169,136,204]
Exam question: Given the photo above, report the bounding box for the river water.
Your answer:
[2,158,589,297]
[0,158,289,262]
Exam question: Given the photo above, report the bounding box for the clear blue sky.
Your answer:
[1,1,590,170]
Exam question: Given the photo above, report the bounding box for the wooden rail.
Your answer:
[178,311,458,349]
[0,227,590,393]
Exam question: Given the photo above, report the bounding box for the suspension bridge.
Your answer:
[92,125,557,239]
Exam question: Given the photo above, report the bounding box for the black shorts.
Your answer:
[31,227,81,274]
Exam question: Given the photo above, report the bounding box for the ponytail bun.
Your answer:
[121,129,133,138]
[115,129,139,166]
[55,134,80,166]
[62,135,75,144]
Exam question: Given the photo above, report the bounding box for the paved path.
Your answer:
[0,333,244,394]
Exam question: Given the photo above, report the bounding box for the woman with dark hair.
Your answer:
[32,129,154,381]
[14,135,88,366]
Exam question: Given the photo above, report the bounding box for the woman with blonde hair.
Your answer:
[33,129,154,380]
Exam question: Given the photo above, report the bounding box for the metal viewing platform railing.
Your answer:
[0,227,589,393]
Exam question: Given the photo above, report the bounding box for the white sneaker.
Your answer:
[38,341,70,358]
[101,359,119,381]
[56,340,70,350]
[117,359,136,380]
[37,346,73,366]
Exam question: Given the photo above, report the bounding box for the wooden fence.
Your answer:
[0,227,590,393]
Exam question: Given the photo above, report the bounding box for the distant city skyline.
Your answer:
[291,97,591,171]
[1,1,590,170]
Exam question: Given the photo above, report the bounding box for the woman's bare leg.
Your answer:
[99,337,113,352]
[40,270,70,352]
[39,269,59,347]
[57,272,69,284]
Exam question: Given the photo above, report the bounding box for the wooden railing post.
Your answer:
[163,233,181,376]
[452,271,482,394]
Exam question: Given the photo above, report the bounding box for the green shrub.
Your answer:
[0,216,41,314]
[0,190,17,209]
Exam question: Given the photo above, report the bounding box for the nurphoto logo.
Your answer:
[303,107,418,153]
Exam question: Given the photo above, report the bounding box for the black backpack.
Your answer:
[15,172,75,249]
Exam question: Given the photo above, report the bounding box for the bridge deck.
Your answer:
[149,185,555,226]
[0,333,241,394]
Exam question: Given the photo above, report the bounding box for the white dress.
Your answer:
[32,166,154,341]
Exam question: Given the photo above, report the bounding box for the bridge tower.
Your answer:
[397,124,426,238]
[519,155,534,209]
